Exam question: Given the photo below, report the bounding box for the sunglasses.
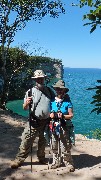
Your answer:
[55,88,65,91]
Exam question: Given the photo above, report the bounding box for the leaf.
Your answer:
[91,107,99,113]
[90,10,94,13]
[92,94,100,99]
[83,14,87,19]
[96,89,101,94]
[98,5,101,10]
[81,0,86,3]
[88,0,93,6]
[95,103,101,106]
[97,108,101,114]
[83,22,93,26]
[88,14,96,21]
[90,25,96,33]
[87,87,97,90]
[96,85,101,89]
[97,80,101,83]
[91,100,100,104]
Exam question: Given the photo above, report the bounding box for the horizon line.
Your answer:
[64,67,101,69]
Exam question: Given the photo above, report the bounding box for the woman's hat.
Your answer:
[31,70,47,79]
[52,80,69,92]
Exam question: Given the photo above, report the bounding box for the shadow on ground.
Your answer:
[73,154,101,169]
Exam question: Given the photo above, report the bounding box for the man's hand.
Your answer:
[26,97,32,106]
[23,97,32,110]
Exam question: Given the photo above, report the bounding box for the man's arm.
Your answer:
[23,90,32,110]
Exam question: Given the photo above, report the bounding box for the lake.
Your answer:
[6,67,101,135]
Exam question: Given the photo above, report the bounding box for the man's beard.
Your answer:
[36,82,44,89]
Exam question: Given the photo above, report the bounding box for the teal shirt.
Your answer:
[51,100,73,115]
[50,97,75,145]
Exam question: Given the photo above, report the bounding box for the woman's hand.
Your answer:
[64,108,73,120]
[50,111,63,119]
[57,111,63,119]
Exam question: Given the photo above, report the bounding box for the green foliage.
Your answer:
[87,80,101,114]
[6,47,29,73]
[0,0,65,45]
[92,128,101,140]
[86,128,101,140]
[0,46,62,101]
[0,0,65,107]
[77,0,101,33]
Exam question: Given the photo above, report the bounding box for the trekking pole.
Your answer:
[48,118,54,169]
[57,111,61,167]
[28,91,33,172]
[58,119,61,167]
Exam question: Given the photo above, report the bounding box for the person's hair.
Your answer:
[64,94,71,102]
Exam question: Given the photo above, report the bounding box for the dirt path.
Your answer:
[0,109,101,180]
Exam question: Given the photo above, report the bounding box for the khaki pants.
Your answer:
[16,120,48,162]
[52,125,74,166]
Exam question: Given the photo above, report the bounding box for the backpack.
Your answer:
[28,86,54,122]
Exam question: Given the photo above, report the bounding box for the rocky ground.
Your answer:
[0,108,101,180]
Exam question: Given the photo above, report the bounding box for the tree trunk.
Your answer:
[0,45,7,109]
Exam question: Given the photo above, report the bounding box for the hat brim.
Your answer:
[31,75,47,79]
[53,86,69,92]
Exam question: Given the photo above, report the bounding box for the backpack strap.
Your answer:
[47,86,55,100]
[29,87,42,111]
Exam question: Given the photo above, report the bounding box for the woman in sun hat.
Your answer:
[50,79,75,172]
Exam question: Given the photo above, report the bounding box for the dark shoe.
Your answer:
[66,163,75,172]
[39,159,48,165]
[11,159,23,169]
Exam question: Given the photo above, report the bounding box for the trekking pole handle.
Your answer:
[57,110,64,121]
[28,91,33,109]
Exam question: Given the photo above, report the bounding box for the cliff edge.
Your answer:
[0,109,101,180]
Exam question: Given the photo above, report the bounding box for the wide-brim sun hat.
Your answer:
[31,69,47,79]
[52,80,69,92]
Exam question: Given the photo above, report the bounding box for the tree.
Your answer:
[76,0,101,114]
[0,0,65,108]
[78,0,101,33]
[0,46,29,103]
[87,80,101,114]
[0,46,63,103]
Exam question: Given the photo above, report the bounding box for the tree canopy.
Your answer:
[77,0,101,114]
[0,0,65,46]
[78,0,101,33]
[0,0,65,108]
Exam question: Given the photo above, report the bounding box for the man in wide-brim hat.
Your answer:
[31,69,47,79]
[11,69,55,169]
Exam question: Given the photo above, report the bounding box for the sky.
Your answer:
[10,0,101,68]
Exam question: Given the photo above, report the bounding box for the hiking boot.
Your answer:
[66,163,75,172]
[70,165,75,172]
[51,163,61,169]
[11,159,23,169]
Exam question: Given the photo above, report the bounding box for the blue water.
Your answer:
[6,68,101,135]
[64,68,101,135]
